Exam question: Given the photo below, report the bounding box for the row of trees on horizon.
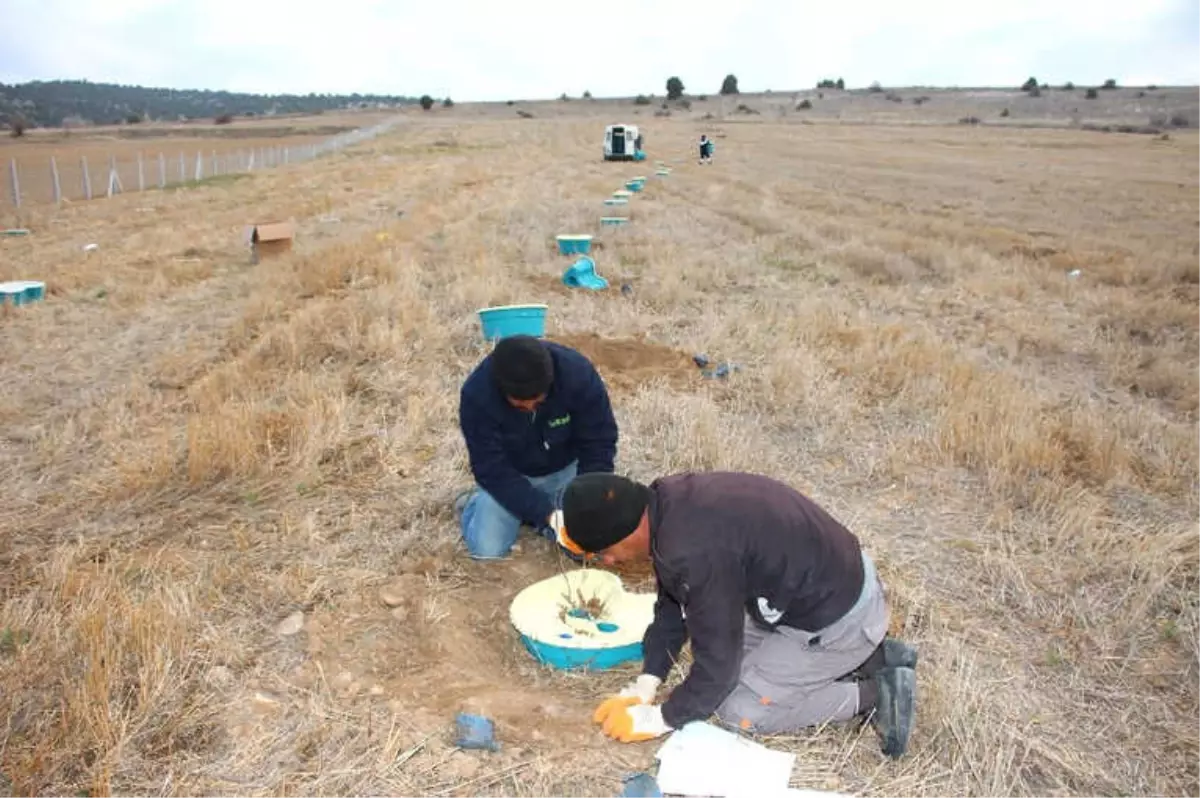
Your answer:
[0,74,1174,131]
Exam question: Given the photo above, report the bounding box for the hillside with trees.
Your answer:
[0,79,419,128]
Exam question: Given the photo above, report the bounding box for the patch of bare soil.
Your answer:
[550,332,698,393]
[254,543,653,794]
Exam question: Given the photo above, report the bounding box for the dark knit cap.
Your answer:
[491,335,553,399]
[562,474,652,552]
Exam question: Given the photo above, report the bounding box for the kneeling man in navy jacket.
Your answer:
[456,335,618,559]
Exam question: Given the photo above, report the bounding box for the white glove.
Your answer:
[619,673,663,703]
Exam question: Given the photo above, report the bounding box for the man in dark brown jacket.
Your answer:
[559,471,918,758]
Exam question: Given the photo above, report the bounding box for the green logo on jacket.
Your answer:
[547,414,571,428]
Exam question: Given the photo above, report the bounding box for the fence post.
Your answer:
[137,152,145,191]
[106,153,122,196]
[178,152,185,182]
[158,153,166,188]
[211,149,217,177]
[81,156,92,200]
[50,156,61,205]
[8,158,20,209]
[194,152,202,181]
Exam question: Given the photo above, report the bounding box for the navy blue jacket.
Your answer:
[459,341,618,525]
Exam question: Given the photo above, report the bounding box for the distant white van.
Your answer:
[604,124,643,161]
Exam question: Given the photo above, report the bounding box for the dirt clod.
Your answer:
[205,665,235,688]
[379,574,424,607]
[276,611,305,636]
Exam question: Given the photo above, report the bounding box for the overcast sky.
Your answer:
[0,0,1196,100]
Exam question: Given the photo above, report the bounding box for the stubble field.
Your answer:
[0,110,399,205]
[0,95,1197,797]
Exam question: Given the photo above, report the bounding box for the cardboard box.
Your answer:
[248,221,294,262]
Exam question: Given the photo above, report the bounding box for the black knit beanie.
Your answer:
[562,474,652,552]
[491,335,553,399]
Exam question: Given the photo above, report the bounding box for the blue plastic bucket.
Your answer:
[519,633,643,671]
[625,180,645,193]
[21,281,45,302]
[562,256,609,290]
[477,304,548,340]
[0,281,40,306]
[634,150,647,162]
[604,198,628,207]
[600,217,628,226]
[556,235,593,255]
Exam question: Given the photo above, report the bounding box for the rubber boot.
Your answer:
[873,666,917,759]
[846,637,919,683]
[883,638,919,669]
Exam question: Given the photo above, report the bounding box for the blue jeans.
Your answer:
[460,462,578,559]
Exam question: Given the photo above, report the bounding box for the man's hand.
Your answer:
[593,673,662,724]
[548,509,591,561]
[620,673,662,702]
[598,702,673,743]
[593,674,669,742]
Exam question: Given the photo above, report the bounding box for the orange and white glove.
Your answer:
[619,673,663,703]
[592,676,672,739]
[593,674,661,720]
[596,701,673,743]
[551,510,594,561]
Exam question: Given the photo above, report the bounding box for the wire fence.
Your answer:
[4,116,404,210]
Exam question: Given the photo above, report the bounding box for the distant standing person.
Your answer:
[698,134,714,164]
[559,471,919,758]
[455,335,618,559]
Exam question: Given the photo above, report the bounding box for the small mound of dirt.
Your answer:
[550,332,696,393]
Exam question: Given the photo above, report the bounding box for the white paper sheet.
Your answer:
[654,721,796,797]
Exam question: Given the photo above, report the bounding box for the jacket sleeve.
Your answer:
[570,365,617,475]
[642,574,688,680]
[459,392,554,525]
[660,556,746,730]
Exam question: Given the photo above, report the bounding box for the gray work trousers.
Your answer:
[714,552,889,734]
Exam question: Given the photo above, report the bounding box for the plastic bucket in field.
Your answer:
[0,280,43,306]
[625,180,645,193]
[556,234,593,255]
[612,190,633,200]
[510,570,656,672]
[604,198,629,207]
[656,168,670,176]
[562,256,609,290]
[634,150,647,161]
[477,304,548,340]
[600,217,628,226]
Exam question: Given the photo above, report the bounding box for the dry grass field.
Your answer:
[0,90,1197,797]
[0,110,399,206]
